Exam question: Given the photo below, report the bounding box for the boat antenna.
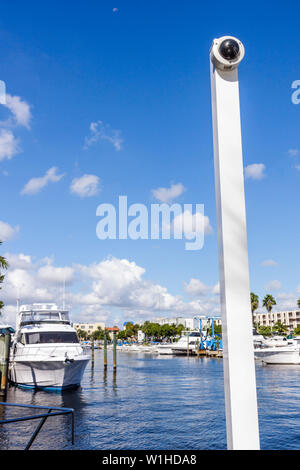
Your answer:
[16,286,20,314]
[62,275,66,310]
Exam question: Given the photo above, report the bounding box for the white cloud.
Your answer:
[265,280,282,291]
[184,279,220,298]
[83,120,123,151]
[70,174,100,197]
[245,163,266,180]
[0,221,19,241]
[212,282,220,295]
[21,167,64,195]
[0,253,222,325]
[273,292,298,312]
[261,259,278,267]
[152,183,186,204]
[0,129,20,161]
[4,253,32,270]
[3,94,31,129]
[172,210,213,236]
[37,265,75,285]
[184,278,210,296]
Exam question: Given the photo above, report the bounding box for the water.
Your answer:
[1,350,300,450]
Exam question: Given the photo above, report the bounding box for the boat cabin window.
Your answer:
[38,312,60,320]
[25,332,79,344]
[21,313,33,322]
[60,312,70,321]
[20,311,70,324]
[17,333,25,345]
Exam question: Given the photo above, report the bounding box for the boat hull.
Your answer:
[171,346,196,356]
[9,356,89,390]
[156,345,174,355]
[254,348,300,365]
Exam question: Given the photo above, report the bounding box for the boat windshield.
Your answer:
[25,332,79,344]
[20,311,70,324]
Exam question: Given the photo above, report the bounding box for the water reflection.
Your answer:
[2,351,300,449]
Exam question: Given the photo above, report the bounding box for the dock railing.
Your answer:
[0,402,74,450]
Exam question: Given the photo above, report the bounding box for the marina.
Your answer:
[1,350,300,450]
[0,0,299,453]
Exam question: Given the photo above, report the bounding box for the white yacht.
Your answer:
[252,328,265,349]
[156,343,174,355]
[262,335,292,348]
[170,331,203,355]
[254,336,300,365]
[9,303,90,391]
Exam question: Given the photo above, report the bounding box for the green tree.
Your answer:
[117,330,128,341]
[297,298,300,309]
[208,324,222,337]
[257,325,272,336]
[250,292,259,325]
[272,321,288,335]
[77,328,88,340]
[293,325,300,336]
[262,294,276,314]
[0,242,8,315]
[175,323,185,337]
[262,294,276,331]
[91,327,105,341]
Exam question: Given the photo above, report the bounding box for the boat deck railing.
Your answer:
[12,345,85,358]
[0,402,74,450]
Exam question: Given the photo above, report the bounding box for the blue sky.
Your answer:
[0,1,300,325]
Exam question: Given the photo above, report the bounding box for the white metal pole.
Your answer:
[210,36,260,450]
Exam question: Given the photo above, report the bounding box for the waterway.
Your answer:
[1,350,299,450]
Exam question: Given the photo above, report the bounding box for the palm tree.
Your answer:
[297,298,300,309]
[0,241,8,315]
[272,321,288,335]
[250,292,259,325]
[262,294,276,332]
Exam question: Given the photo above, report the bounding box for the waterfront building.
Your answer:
[73,322,105,335]
[152,316,221,330]
[253,310,300,330]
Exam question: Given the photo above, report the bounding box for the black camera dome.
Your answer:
[219,39,240,61]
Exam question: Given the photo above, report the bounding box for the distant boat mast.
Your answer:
[62,276,66,310]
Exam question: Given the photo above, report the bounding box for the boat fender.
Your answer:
[65,357,74,364]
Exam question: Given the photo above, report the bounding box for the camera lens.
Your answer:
[219,39,240,61]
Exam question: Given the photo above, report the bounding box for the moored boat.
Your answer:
[254,336,300,365]
[9,303,90,390]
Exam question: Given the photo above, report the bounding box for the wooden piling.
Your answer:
[104,330,107,370]
[113,331,117,370]
[0,333,11,400]
[91,340,95,363]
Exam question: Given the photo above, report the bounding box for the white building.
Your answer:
[153,316,221,330]
[73,322,105,335]
[253,310,300,330]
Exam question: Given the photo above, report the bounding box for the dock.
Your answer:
[195,349,223,358]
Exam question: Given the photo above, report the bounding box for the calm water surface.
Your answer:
[1,350,300,450]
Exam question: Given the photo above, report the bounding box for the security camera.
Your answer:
[210,36,245,71]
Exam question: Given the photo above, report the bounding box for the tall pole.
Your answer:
[91,339,95,364]
[186,333,190,357]
[104,330,107,370]
[210,36,260,449]
[0,333,11,400]
[113,331,117,371]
